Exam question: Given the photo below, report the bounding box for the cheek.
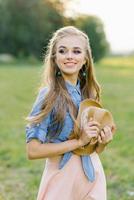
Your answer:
[55,54,64,65]
[78,54,86,64]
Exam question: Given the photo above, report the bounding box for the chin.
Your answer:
[62,68,78,74]
[63,70,77,75]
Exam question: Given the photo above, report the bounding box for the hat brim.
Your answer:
[77,99,102,122]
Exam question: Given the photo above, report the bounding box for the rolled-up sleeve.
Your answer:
[26,87,50,143]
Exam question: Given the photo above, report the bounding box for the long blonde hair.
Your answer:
[27,26,101,139]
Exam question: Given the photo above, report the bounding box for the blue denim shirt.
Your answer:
[26,81,95,182]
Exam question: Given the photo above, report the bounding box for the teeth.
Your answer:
[65,63,76,64]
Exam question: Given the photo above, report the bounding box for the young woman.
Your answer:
[26,26,114,200]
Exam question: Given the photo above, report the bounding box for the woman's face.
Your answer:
[55,35,86,80]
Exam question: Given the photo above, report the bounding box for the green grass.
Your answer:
[0,56,134,200]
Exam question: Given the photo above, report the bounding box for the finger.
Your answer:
[98,135,102,143]
[100,130,106,140]
[84,124,100,132]
[89,126,100,133]
[87,131,98,137]
[103,126,111,133]
[88,121,100,127]
[104,126,113,139]
[102,128,113,143]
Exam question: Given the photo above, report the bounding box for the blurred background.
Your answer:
[0,0,133,199]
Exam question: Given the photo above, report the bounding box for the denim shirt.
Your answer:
[26,81,95,182]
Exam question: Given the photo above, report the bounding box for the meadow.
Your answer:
[0,56,134,200]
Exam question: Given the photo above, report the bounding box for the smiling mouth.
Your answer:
[64,62,77,65]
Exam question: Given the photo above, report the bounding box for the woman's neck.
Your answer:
[62,73,78,86]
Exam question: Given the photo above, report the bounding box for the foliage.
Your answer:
[0,0,109,62]
[0,0,64,58]
[75,15,110,62]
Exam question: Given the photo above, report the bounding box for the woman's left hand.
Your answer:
[98,126,113,145]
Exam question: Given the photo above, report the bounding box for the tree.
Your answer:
[75,15,110,62]
[0,1,109,62]
[0,0,64,58]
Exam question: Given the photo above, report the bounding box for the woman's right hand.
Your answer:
[78,119,100,147]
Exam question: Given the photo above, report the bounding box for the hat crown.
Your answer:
[81,106,114,130]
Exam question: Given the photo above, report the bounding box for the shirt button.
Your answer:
[36,123,40,127]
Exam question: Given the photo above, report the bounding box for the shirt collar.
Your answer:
[65,79,81,95]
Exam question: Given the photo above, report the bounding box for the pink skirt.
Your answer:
[37,152,106,200]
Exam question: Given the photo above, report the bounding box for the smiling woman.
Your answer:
[25,26,115,200]
[55,35,86,84]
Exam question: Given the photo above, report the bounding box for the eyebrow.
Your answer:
[58,46,82,50]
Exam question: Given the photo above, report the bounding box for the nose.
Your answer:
[66,50,73,59]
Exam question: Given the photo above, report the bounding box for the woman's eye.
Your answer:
[73,50,81,54]
[58,49,65,54]
[58,49,81,54]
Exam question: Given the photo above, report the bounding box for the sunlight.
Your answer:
[66,0,134,53]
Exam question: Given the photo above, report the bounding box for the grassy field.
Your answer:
[0,56,134,200]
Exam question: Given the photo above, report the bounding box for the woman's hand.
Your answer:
[78,119,100,147]
[96,125,116,153]
[98,126,113,145]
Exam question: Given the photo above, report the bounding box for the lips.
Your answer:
[64,62,77,65]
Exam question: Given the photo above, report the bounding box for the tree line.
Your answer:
[0,0,110,62]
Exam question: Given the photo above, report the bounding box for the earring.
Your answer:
[81,63,87,77]
[82,71,86,77]
[56,70,61,76]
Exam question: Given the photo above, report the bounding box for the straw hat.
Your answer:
[69,99,116,155]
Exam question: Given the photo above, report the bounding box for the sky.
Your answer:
[66,0,134,53]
